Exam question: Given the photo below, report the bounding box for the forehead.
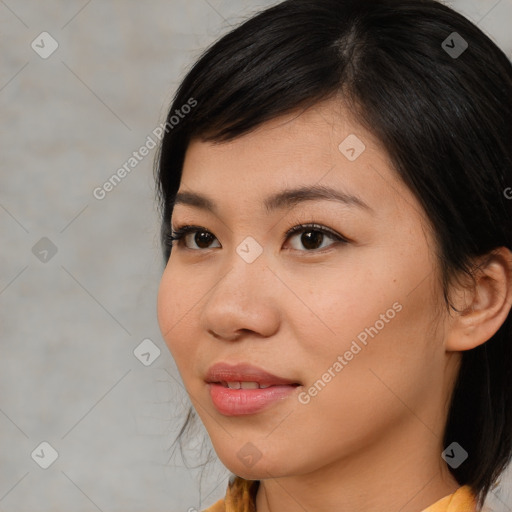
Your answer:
[187,103,365,173]
[178,100,418,222]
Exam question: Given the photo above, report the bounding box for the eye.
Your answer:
[284,223,348,251]
[167,223,348,252]
[167,225,220,250]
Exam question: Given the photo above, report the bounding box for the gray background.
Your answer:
[1,0,511,511]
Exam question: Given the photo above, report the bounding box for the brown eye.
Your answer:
[286,224,347,252]
[193,231,216,249]
[168,226,221,250]
[300,230,325,250]
[169,223,347,252]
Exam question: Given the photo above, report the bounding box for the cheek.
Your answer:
[286,255,403,355]
[294,242,441,400]
[156,261,199,371]
[156,265,174,346]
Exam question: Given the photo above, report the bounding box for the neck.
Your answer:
[255,423,460,512]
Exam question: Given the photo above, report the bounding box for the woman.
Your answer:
[154,0,512,510]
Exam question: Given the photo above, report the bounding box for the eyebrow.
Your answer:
[171,185,372,215]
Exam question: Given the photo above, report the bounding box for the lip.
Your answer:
[205,362,301,416]
[205,362,300,387]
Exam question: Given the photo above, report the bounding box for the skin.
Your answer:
[157,99,512,512]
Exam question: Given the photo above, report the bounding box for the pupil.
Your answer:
[196,231,213,248]
[302,231,323,250]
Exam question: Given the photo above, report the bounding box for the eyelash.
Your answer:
[166,223,349,252]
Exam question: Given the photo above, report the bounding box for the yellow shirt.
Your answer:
[202,476,478,512]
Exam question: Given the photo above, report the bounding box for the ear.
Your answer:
[445,247,512,352]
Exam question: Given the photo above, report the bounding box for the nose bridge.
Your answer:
[201,237,279,339]
[213,236,268,306]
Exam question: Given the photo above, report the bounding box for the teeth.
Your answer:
[240,382,260,389]
[223,381,271,389]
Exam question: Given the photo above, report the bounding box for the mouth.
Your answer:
[214,380,301,389]
[205,362,302,416]
[204,361,302,387]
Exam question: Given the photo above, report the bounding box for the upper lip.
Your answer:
[205,362,300,386]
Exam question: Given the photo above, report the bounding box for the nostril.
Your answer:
[209,329,243,342]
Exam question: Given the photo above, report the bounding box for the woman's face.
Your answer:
[157,101,459,481]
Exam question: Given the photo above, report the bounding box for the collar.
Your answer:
[203,476,478,512]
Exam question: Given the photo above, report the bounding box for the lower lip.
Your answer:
[207,383,298,416]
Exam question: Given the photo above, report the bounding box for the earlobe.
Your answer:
[445,247,512,352]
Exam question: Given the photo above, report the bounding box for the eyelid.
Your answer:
[168,223,349,251]
[283,223,349,244]
[166,224,216,250]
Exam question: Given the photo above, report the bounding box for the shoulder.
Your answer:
[201,498,226,512]
[200,476,259,512]
[421,485,479,512]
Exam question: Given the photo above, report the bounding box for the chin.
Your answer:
[217,449,299,481]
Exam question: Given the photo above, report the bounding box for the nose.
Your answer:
[200,248,281,342]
